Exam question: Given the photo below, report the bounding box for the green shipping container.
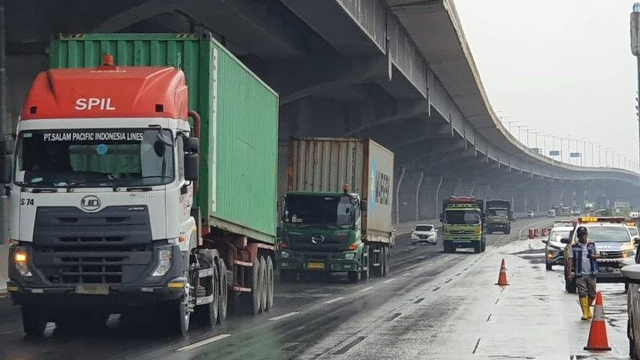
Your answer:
[49,33,279,245]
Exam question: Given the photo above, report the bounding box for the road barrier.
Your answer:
[583,292,611,351]
[495,259,509,286]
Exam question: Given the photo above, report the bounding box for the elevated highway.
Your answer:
[3,0,640,223]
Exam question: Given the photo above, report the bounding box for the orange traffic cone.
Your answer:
[534,228,540,238]
[528,229,534,239]
[584,292,611,351]
[495,259,509,286]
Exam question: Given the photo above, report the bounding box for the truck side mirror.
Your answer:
[184,137,199,154]
[0,155,11,184]
[184,154,199,181]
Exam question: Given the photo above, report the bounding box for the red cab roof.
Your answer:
[21,63,188,121]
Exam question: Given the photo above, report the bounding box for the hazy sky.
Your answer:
[455,0,638,169]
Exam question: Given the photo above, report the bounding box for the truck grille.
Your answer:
[31,206,153,285]
[287,233,349,252]
[448,230,476,235]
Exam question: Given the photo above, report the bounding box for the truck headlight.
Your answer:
[14,249,32,277]
[152,248,173,277]
[345,253,355,260]
[280,250,291,258]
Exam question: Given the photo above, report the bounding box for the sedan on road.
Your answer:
[411,224,437,245]
[543,225,573,271]
[526,210,535,218]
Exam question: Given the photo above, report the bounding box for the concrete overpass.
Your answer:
[3,0,640,224]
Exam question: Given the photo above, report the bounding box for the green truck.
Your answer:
[485,199,512,234]
[2,33,278,335]
[277,138,395,282]
[440,196,486,253]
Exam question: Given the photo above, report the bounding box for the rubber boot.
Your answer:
[579,296,589,321]
[587,296,595,319]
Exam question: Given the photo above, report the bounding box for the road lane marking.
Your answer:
[472,338,481,354]
[178,334,231,352]
[445,279,452,283]
[383,278,396,284]
[387,313,402,321]
[333,336,367,355]
[403,272,411,276]
[432,287,441,292]
[414,298,425,304]
[359,286,374,292]
[269,311,301,321]
[324,296,345,304]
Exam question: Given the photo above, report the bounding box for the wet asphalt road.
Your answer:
[0,217,560,360]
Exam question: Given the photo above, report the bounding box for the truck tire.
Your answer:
[218,259,228,323]
[251,258,263,315]
[383,246,390,277]
[259,257,268,312]
[22,305,48,337]
[481,240,486,253]
[265,257,274,311]
[196,251,219,328]
[545,261,553,271]
[361,247,370,281]
[280,270,296,282]
[168,291,191,335]
[347,270,361,283]
[505,226,511,235]
[473,242,481,254]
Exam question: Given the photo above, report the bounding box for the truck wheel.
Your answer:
[505,227,511,235]
[218,259,228,323]
[444,242,455,253]
[259,257,268,312]
[168,293,191,336]
[347,270,361,283]
[280,269,296,282]
[265,257,274,311]
[545,262,553,271]
[251,258,264,315]
[22,305,48,337]
[481,239,486,252]
[361,249,370,281]
[473,242,481,254]
[196,263,219,328]
[383,246,390,277]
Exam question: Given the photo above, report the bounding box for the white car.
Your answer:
[411,224,437,245]
[526,210,535,218]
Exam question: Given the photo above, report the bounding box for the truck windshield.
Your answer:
[488,209,507,217]
[14,128,174,188]
[284,195,354,226]
[445,210,481,225]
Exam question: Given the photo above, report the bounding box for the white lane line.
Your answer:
[383,278,396,284]
[359,286,374,292]
[403,272,412,276]
[324,296,345,304]
[269,311,301,321]
[178,334,231,352]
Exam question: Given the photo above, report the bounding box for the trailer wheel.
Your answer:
[22,305,48,337]
[218,259,228,324]
[259,257,268,312]
[251,258,263,315]
[265,257,274,311]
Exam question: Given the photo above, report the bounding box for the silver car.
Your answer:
[543,225,573,271]
[411,224,437,245]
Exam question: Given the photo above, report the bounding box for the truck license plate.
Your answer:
[75,284,109,295]
[307,262,325,270]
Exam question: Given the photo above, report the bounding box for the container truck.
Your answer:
[485,199,512,234]
[440,196,486,253]
[0,33,279,336]
[277,138,394,282]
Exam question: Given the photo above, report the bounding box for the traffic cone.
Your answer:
[528,229,534,239]
[534,228,540,238]
[584,292,611,351]
[495,259,509,286]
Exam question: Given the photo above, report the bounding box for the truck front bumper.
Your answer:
[7,242,187,310]
[596,259,625,283]
[443,236,482,248]
[277,250,361,273]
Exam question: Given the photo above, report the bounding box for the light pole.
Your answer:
[631,3,640,175]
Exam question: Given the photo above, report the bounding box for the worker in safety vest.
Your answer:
[566,226,601,320]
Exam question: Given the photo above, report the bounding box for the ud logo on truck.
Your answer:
[81,195,102,211]
[75,98,116,111]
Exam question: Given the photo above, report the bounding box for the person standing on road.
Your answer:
[567,226,600,320]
